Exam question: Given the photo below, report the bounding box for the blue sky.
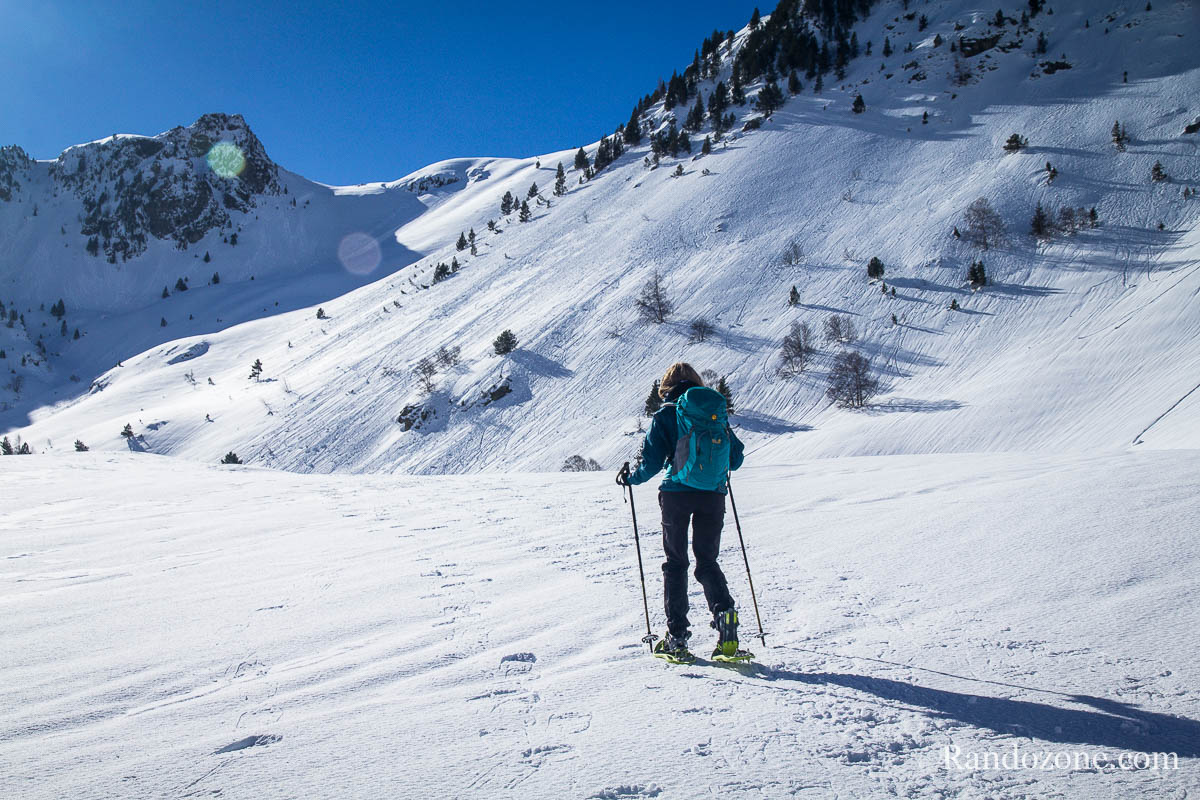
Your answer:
[1,0,762,185]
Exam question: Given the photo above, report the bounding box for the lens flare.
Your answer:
[206,142,246,178]
[338,233,382,276]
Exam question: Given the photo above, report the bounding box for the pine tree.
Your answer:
[0,437,12,455]
[574,147,590,170]
[203,251,211,263]
[624,109,642,144]
[644,380,663,416]
[867,257,885,279]
[221,451,243,465]
[121,423,134,438]
[788,285,800,306]
[1003,133,1028,152]
[162,286,170,299]
[1031,202,1049,237]
[527,183,539,198]
[852,94,866,113]
[74,439,88,452]
[883,37,893,57]
[160,317,167,327]
[519,200,531,222]
[1151,161,1167,182]
[500,191,515,216]
[175,277,188,292]
[493,329,518,355]
[756,81,785,115]
[702,136,712,155]
[554,163,566,196]
[749,7,760,28]
[456,232,468,251]
[788,69,802,94]
[212,272,220,284]
[716,376,735,413]
[249,358,263,381]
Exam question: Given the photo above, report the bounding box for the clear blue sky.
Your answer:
[1,0,762,185]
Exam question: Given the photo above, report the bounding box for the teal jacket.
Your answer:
[628,382,745,493]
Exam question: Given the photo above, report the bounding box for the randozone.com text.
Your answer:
[944,744,1179,772]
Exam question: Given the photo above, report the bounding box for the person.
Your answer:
[617,362,746,663]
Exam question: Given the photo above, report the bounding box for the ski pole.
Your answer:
[619,462,658,652]
[726,477,767,648]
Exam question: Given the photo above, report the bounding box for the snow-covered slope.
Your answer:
[2,0,1198,469]
[3,451,1198,798]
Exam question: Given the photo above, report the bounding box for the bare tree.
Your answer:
[823,314,857,344]
[827,351,880,408]
[963,197,1005,249]
[561,455,603,472]
[435,345,461,368]
[688,317,715,343]
[780,238,804,266]
[414,358,438,394]
[777,321,815,377]
[635,271,674,324]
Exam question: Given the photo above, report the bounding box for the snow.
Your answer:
[3,0,1200,795]
[2,450,1198,798]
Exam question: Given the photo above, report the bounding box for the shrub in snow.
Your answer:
[316,307,327,319]
[73,438,88,451]
[493,329,518,355]
[561,455,603,472]
[827,351,879,408]
[1151,161,1168,182]
[121,423,134,438]
[249,359,263,381]
[221,451,242,465]
[688,318,715,343]
[1003,133,1028,153]
[968,260,988,287]
[867,257,885,279]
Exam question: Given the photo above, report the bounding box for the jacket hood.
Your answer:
[663,380,698,404]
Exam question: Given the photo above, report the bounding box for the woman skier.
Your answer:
[617,362,748,663]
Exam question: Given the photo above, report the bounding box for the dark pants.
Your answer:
[659,491,734,638]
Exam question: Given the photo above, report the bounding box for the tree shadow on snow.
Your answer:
[733,411,812,434]
[739,664,1200,757]
[507,349,573,379]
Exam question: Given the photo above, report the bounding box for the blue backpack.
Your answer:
[669,386,731,491]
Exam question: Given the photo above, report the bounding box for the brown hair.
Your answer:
[658,362,704,399]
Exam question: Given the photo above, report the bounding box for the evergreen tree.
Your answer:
[883,37,893,57]
[624,108,642,144]
[867,257,885,279]
[17,441,31,455]
[222,452,243,465]
[74,329,80,339]
[160,317,167,327]
[468,229,476,248]
[788,69,802,94]
[212,272,220,284]
[162,286,170,299]
[702,136,712,155]
[1151,161,1167,182]
[1004,133,1028,152]
[749,7,760,29]
[175,277,188,292]
[968,260,988,286]
[1031,202,1049,237]
[716,376,735,413]
[644,380,663,416]
[574,147,590,170]
[519,200,532,222]
[456,232,468,251]
[493,329,519,355]
[249,358,263,381]
[755,81,785,115]
[121,423,134,438]
[788,285,801,306]
[500,191,515,216]
[554,162,567,196]
[74,439,88,452]
[731,66,746,104]
[527,183,539,199]
[814,73,824,94]
[852,94,866,113]
[0,436,11,455]
[203,251,211,263]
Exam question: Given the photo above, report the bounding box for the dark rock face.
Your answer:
[959,33,1002,58]
[0,145,34,202]
[43,113,282,262]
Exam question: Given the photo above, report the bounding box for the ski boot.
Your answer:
[652,631,695,665]
[711,608,754,663]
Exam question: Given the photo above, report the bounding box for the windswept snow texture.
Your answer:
[3,0,1198,468]
[2,452,1199,798]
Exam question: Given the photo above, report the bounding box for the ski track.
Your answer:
[2,451,1198,798]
